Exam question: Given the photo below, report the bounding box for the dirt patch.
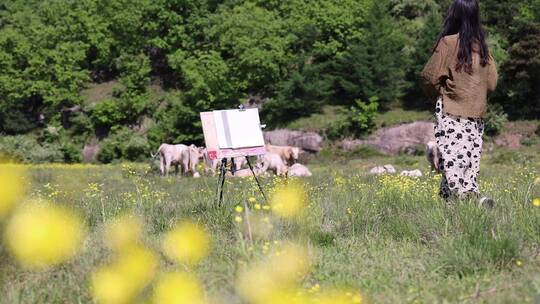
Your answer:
[80,80,121,105]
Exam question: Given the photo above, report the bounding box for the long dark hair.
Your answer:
[435,0,490,73]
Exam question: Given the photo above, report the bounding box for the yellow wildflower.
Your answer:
[116,246,158,289]
[236,243,309,304]
[248,197,257,203]
[0,164,26,219]
[270,182,307,218]
[5,201,85,270]
[235,205,244,213]
[162,221,210,265]
[254,203,261,210]
[235,215,243,223]
[153,272,206,304]
[91,246,157,304]
[104,214,143,252]
[91,265,138,304]
[315,289,364,304]
[533,198,540,207]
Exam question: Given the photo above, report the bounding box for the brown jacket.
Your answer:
[421,34,498,118]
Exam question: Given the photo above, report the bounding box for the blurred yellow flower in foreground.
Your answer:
[91,246,158,304]
[263,289,310,304]
[116,247,158,288]
[315,290,364,304]
[533,198,540,207]
[5,201,85,270]
[236,243,309,304]
[270,182,307,218]
[104,214,143,251]
[153,272,206,304]
[0,165,26,219]
[162,221,210,264]
[92,265,138,304]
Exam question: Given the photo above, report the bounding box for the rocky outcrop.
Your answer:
[264,129,323,152]
[341,121,435,155]
[82,141,100,162]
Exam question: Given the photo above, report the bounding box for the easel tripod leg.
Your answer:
[216,158,227,206]
[246,156,267,203]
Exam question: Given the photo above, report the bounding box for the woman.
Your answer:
[421,0,498,205]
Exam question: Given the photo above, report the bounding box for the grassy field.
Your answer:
[1,149,540,303]
[286,106,433,133]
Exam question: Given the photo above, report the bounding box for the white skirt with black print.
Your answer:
[434,98,485,199]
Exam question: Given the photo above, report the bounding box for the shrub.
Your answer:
[326,98,379,140]
[97,127,150,163]
[90,99,125,130]
[0,135,64,163]
[484,104,508,137]
[0,108,39,134]
[61,142,83,163]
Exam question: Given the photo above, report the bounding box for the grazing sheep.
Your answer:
[256,152,288,176]
[288,163,312,177]
[400,169,423,177]
[370,164,397,175]
[265,144,301,165]
[426,141,442,172]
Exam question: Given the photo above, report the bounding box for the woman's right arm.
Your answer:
[487,55,498,93]
[421,38,449,102]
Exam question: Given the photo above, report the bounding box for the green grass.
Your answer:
[1,151,540,303]
[286,105,347,132]
[286,106,433,135]
[375,109,433,128]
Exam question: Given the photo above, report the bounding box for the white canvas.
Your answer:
[213,109,265,149]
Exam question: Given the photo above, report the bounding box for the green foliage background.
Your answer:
[0,0,538,162]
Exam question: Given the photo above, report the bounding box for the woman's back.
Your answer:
[421,33,497,118]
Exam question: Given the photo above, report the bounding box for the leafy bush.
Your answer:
[0,135,64,163]
[520,136,539,147]
[326,98,379,140]
[61,142,83,163]
[90,99,125,130]
[0,108,40,135]
[484,104,508,137]
[97,127,150,163]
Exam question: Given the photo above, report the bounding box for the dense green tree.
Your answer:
[495,22,540,119]
[0,0,538,163]
[330,0,410,107]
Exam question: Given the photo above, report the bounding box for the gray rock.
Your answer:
[341,121,436,155]
[82,141,100,163]
[264,129,323,152]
